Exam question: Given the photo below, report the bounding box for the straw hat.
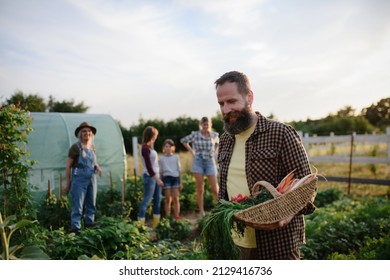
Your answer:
[74,122,97,137]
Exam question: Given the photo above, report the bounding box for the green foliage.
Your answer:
[201,193,273,260]
[179,173,198,213]
[95,174,215,221]
[355,234,390,259]
[5,91,46,112]
[47,95,89,112]
[4,91,89,113]
[39,215,203,260]
[41,216,150,260]
[0,103,36,219]
[179,173,216,214]
[362,97,390,130]
[0,212,49,260]
[37,193,70,230]
[155,216,191,240]
[124,177,145,220]
[290,115,375,136]
[132,239,205,260]
[211,112,224,135]
[328,234,390,260]
[314,188,344,208]
[301,196,390,259]
[201,200,244,260]
[96,186,132,219]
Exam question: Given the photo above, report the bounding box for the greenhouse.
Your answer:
[27,112,127,200]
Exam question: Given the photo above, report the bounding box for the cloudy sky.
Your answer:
[1,0,389,127]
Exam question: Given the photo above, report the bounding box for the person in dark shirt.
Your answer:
[137,126,164,228]
[215,71,315,259]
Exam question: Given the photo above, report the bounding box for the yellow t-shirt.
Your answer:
[227,123,257,248]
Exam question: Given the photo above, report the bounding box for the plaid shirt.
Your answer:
[217,112,313,259]
[180,130,219,159]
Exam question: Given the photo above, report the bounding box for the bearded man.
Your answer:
[215,71,315,260]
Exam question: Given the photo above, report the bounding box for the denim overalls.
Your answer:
[70,142,97,230]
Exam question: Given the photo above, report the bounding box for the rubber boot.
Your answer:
[152,214,160,229]
[138,217,145,226]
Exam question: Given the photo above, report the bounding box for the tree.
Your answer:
[121,116,202,154]
[336,106,356,117]
[5,91,46,112]
[211,111,224,135]
[362,97,390,131]
[47,95,89,112]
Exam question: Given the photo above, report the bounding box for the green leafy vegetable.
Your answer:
[201,190,273,259]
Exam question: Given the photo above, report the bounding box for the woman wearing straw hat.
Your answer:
[65,122,102,233]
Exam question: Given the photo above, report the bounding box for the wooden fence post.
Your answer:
[387,128,390,158]
[134,168,137,187]
[347,132,356,195]
[109,171,113,189]
[387,127,390,176]
[122,174,125,207]
[298,131,310,151]
[59,174,62,200]
[48,180,51,196]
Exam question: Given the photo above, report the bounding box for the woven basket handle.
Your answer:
[251,181,281,199]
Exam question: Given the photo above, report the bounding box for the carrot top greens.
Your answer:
[201,189,273,259]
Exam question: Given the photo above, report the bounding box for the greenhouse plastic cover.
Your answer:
[27,113,127,199]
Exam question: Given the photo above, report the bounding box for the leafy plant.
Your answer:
[179,173,216,214]
[314,188,344,208]
[201,188,275,260]
[131,239,205,260]
[42,216,151,260]
[0,103,36,219]
[124,177,145,220]
[155,216,191,240]
[96,186,132,219]
[301,196,390,259]
[37,192,70,230]
[0,212,49,260]
[328,234,390,260]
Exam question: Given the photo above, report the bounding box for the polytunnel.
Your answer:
[27,113,127,200]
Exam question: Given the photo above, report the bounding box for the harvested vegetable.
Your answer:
[276,169,296,193]
[201,190,273,260]
[202,169,320,259]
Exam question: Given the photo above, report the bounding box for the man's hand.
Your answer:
[247,215,294,231]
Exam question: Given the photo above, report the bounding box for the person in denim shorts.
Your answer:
[65,122,102,234]
[159,139,183,220]
[180,117,219,217]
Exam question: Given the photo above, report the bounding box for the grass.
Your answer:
[307,143,388,157]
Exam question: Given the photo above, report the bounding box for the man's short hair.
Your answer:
[215,71,251,96]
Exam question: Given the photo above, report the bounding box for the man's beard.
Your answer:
[223,108,253,135]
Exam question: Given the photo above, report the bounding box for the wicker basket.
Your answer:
[233,178,317,229]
